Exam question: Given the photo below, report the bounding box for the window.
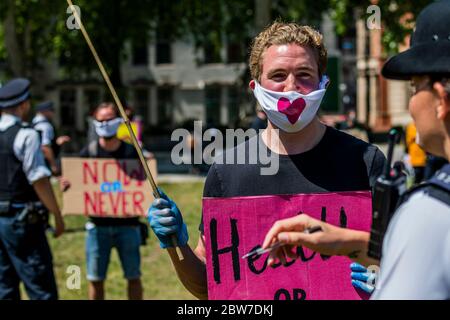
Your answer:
[134,88,149,122]
[156,41,172,64]
[227,42,243,63]
[132,43,148,66]
[60,89,76,126]
[155,2,173,64]
[227,37,251,63]
[205,85,221,126]
[227,86,240,127]
[84,88,100,112]
[157,87,173,126]
[204,43,222,64]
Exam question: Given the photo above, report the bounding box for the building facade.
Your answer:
[44,37,254,145]
[355,8,412,133]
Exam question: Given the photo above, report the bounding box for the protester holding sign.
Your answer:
[262,0,450,299]
[62,102,144,300]
[148,22,386,299]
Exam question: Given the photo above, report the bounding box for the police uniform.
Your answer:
[372,0,450,299]
[372,165,450,299]
[32,101,60,167]
[0,78,58,300]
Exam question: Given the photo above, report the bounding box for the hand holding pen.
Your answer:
[242,226,323,259]
[260,213,350,267]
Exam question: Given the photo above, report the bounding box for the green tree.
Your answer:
[0,0,63,78]
[54,0,157,91]
[0,0,436,84]
[329,0,433,55]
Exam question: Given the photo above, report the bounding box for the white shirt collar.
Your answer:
[0,113,22,131]
[32,113,47,124]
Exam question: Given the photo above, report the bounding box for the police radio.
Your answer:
[368,128,407,260]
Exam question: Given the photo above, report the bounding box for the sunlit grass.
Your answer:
[48,182,204,300]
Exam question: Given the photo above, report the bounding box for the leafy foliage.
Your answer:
[0,0,436,80]
[329,0,433,55]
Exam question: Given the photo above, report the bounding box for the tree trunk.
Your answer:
[254,0,271,33]
[109,0,124,96]
[3,0,26,76]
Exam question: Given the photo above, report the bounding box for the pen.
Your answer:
[241,225,323,259]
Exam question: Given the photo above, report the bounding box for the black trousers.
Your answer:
[0,214,58,300]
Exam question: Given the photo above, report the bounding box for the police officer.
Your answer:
[32,101,71,175]
[0,78,65,300]
[261,0,450,299]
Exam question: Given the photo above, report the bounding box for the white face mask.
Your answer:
[93,117,123,138]
[253,75,329,133]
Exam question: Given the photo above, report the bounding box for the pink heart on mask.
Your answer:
[277,97,306,124]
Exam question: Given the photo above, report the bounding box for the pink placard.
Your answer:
[202,191,372,300]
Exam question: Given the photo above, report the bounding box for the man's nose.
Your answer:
[284,74,297,92]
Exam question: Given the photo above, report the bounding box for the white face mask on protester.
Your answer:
[93,117,123,138]
[253,75,329,133]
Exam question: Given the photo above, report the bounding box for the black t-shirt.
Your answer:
[79,140,139,159]
[199,126,386,232]
[79,140,141,226]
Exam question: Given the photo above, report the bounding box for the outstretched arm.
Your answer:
[262,214,379,267]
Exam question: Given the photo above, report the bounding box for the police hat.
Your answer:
[0,78,31,109]
[35,101,54,112]
[382,0,450,80]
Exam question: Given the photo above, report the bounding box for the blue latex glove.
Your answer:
[350,262,377,294]
[148,188,189,249]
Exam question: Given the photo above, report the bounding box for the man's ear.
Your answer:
[434,82,450,120]
[19,100,30,113]
[249,80,255,90]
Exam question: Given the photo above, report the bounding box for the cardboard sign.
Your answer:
[62,157,157,217]
[202,191,372,300]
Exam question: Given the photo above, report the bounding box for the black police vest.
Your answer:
[33,118,60,158]
[0,123,40,203]
[400,164,450,206]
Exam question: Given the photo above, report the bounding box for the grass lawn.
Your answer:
[48,182,204,300]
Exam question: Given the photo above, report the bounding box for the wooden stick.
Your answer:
[66,0,184,260]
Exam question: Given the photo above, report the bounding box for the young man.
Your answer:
[63,102,143,300]
[261,0,450,299]
[148,22,386,299]
[0,78,65,300]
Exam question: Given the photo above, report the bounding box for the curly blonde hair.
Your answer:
[249,22,327,81]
